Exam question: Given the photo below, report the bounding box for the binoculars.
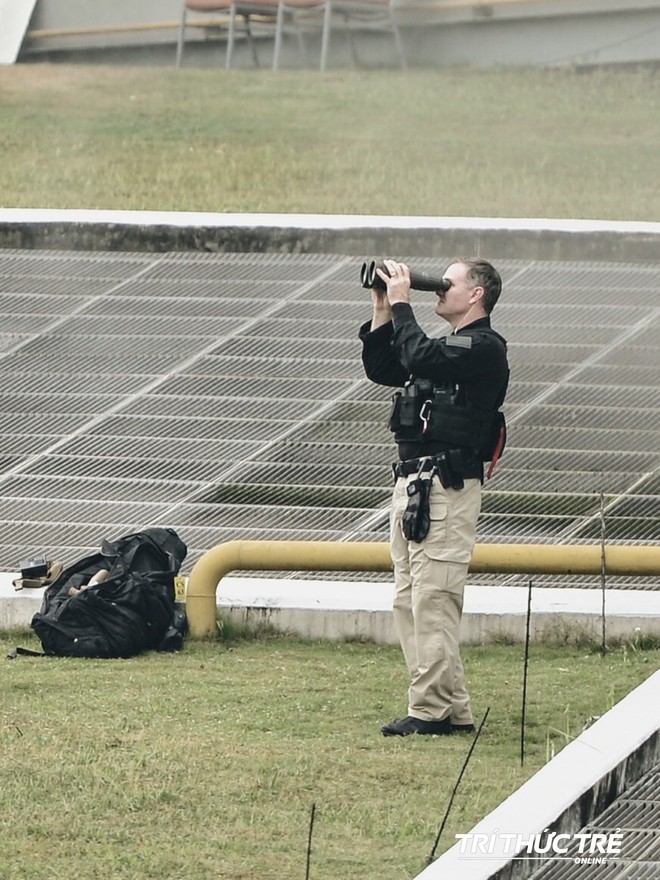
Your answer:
[360,260,450,293]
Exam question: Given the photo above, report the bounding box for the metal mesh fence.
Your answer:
[526,763,660,880]
[0,248,658,585]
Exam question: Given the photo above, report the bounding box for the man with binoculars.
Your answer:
[358,257,509,737]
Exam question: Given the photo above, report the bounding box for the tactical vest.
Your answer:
[388,378,504,462]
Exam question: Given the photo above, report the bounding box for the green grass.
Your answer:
[1,64,659,219]
[1,629,659,880]
[1,58,659,879]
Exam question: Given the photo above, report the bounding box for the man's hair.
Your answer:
[451,258,502,314]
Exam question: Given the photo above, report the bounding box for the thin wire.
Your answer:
[427,706,491,864]
[600,493,607,655]
[541,21,660,68]
[305,802,316,880]
[521,579,533,767]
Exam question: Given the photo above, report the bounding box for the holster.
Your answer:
[402,476,432,542]
[434,450,465,491]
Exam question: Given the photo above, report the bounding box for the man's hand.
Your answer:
[377,259,411,306]
[369,261,392,331]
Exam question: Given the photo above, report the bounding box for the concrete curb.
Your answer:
[214,579,660,645]
[1,209,660,262]
[4,573,660,645]
[417,669,660,879]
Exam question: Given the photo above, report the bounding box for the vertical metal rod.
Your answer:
[521,578,533,767]
[305,802,316,880]
[427,706,491,864]
[600,492,607,654]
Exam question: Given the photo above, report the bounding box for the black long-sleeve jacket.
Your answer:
[359,302,509,462]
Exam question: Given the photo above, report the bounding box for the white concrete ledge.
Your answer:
[2,210,660,262]
[417,668,660,879]
[4,572,659,645]
[0,572,42,629]
[214,578,660,644]
[3,208,660,234]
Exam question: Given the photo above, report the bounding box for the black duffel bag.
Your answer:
[30,528,187,659]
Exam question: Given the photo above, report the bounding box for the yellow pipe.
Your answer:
[185,540,660,638]
[470,543,660,576]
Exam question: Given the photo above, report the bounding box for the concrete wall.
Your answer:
[1,209,660,264]
[5,573,660,645]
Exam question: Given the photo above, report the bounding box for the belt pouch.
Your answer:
[389,391,421,429]
[434,451,465,491]
[447,450,465,490]
[402,476,432,542]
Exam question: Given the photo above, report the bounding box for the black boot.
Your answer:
[381,715,452,737]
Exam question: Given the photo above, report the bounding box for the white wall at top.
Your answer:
[0,0,38,64]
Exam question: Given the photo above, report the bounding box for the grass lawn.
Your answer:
[1,64,659,220]
[1,628,659,880]
[1,57,659,880]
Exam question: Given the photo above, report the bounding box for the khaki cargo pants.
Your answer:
[389,472,482,724]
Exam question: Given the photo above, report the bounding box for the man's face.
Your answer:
[435,262,482,325]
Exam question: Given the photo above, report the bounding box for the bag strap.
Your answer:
[6,646,47,659]
[12,560,64,591]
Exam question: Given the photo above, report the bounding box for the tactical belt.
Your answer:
[393,457,436,478]
[393,450,483,486]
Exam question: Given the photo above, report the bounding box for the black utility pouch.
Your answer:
[402,477,432,542]
[435,451,465,491]
[389,391,419,433]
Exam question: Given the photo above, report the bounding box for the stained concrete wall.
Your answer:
[5,573,660,645]
[1,209,660,264]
